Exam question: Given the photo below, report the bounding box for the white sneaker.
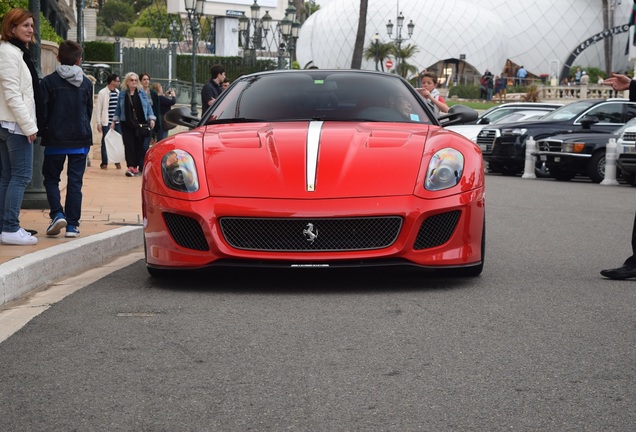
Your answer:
[1,228,38,245]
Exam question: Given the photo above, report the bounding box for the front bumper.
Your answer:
[533,151,590,172]
[617,154,636,176]
[142,191,485,270]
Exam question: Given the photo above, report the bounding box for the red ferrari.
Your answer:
[142,70,485,277]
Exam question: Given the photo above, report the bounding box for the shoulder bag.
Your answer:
[128,93,152,138]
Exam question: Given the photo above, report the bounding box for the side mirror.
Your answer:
[439,105,479,126]
[164,106,200,129]
[580,115,600,130]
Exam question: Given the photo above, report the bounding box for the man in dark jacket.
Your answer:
[600,72,636,279]
[201,64,225,110]
[39,40,93,238]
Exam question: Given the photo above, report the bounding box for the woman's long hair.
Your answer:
[121,72,141,92]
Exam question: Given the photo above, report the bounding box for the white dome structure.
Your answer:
[296,0,633,83]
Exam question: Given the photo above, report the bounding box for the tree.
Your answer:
[304,1,320,18]
[126,26,153,39]
[351,0,368,69]
[363,39,393,71]
[134,4,178,39]
[602,0,611,75]
[132,0,153,15]
[391,43,419,78]
[100,0,135,29]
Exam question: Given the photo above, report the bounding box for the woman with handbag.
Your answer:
[111,72,155,177]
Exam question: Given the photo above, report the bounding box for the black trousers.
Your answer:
[121,123,144,169]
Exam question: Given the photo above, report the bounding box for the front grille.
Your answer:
[476,130,497,152]
[537,139,562,152]
[220,217,402,251]
[413,210,461,250]
[491,139,517,157]
[163,213,210,251]
[622,132,636,142]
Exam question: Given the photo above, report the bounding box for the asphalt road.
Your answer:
[1,175,635,431]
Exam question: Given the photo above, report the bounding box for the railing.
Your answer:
[537,84,623,101]
[488,84,624,102]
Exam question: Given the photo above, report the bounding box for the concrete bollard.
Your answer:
[601,138,619,185]
[522,136,537,179]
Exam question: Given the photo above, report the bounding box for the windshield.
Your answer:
[205,71,436,125]
[540,100,599,121]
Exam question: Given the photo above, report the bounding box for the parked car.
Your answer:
[477,99,636,176]
[469,102,563,125]
[144,70,485,277]
[448,108,556,142]
[532,118,636,182]
[616,122,636,185]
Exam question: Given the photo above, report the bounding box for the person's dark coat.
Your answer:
[40,65,93,148]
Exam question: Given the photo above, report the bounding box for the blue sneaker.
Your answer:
[65,226,80,238]
[46,213,67,236]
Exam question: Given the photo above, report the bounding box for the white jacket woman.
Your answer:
[0,38,37,136]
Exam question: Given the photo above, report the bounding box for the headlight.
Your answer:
[562,142,585,153]
[161,150,199,192]
[502,128,527,136]
[425,148,464,191]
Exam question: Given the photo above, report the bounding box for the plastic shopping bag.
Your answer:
[104,129,125,163]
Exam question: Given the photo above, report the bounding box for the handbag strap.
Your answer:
[127,92,142,124]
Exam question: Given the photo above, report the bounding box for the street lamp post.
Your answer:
[185,0,205,117]
[239,0,299,70]
[277,0,297,69]
[167,20,180,88]
[238,1,272,63]
[372,32,380,71]
[386,11,414,76]
[76,0,84,47]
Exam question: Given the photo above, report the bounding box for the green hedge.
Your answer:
[83,41,115,62]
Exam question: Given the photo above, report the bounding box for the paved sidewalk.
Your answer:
[0,162,145,306]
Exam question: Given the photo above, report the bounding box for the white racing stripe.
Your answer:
[306,121,323,192]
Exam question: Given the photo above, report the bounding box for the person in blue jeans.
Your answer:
[0,8,41,246]
[40,40,93,238]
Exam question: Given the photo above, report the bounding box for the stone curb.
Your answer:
[0,226,143,306]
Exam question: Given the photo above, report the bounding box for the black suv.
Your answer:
[477,99,636,175]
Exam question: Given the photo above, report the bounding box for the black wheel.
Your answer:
[587,151,606,183]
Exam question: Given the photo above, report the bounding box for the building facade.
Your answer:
[296,0,633,83]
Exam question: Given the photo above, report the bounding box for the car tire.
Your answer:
[587,151,605,184]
